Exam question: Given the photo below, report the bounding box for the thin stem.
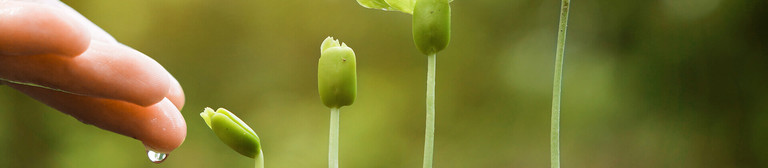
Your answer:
[329,107,340,168]
[255,149,264,168]
[423,53,437,168]
[551,0,571,168]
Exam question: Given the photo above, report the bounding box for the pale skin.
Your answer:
[0,0,186,153]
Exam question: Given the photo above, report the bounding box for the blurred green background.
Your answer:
[1,0,767,167]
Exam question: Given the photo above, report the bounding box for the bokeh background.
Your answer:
[1,0,767,167]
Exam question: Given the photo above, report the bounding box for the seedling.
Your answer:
[201,107,264,168]
[356,0,452,167]
[318,37,358,168]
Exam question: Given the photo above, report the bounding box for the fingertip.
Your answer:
[140,99,187,153]
[167,74,185,110]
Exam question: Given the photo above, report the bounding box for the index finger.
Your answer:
[0,0,90,56]
[0,40,172,106]
[5,81,187,153]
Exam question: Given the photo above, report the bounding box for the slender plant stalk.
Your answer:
[329,107,340,168]
[551,0,571,168]
[255,149,264,168]
[423,53,437,168]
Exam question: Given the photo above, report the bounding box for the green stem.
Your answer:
[423,53,436,168]
[329,107,340,168]
[551,0,571,168]
[255,149,264,168]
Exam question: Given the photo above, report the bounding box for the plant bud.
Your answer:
[318,37,357,108]
[200,107,261,158]
[412,0,451,55]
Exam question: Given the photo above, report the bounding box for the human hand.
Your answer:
[0,0,186,154]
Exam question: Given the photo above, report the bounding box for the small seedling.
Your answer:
[318,36,358,168]
[201,107,264,168]
[356,0,452,167]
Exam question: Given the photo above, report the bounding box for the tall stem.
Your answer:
[423,53,437,168]
[329,107,340,168]
[255,149,264,168]
[551,0,571,168]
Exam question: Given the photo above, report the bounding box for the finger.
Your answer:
[167,74,185,110]
[5,81,187,153]
[0,0,90,56]
[0,40,171,106]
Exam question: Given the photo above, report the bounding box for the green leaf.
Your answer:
[357,0,413,14]
[321,36,340,54]
[200,107,261,158]
[385,0,415,14]
[216,108,258,137]
[356,0,394,11]
[200,107,215,129]
[357,0,452,14]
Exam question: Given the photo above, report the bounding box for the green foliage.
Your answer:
[200,107,261,159]
[356,0,396,12]
[385,0,415,14]
[357,0,453,14]
[318,37,357,108]
[357,0,413,14]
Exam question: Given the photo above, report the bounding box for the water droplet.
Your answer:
[147,150,168,163]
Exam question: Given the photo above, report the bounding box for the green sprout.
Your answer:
[356,0,452,167]
[318,37,357,109]
[201,107,264,168]
[318,36,357,168]
[412,0,450,55]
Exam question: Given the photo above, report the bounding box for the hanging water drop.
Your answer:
[147,150,168,163]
